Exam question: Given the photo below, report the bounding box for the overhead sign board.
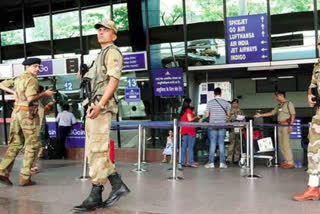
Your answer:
[1,51,147,79]
[227,14,269,64]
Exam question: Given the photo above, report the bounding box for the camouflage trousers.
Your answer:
[0,109,41,180]
[227,130,241,162]
[85,111,116,185]
[307,115,320,175]
[32,107,45,168]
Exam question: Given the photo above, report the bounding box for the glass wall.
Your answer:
[186,0,226,65]
[113,3,129,31]
[53,11,80,39]
[151,42,185,68]
[186,0,224,23]
[26,16,50,43]
[82,6,111,36]
[159,0,183,26]
[270,0,313,14]
[227,0,267,17]
[1,30,23,46]
[270,0,315,60]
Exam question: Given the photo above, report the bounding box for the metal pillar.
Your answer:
[168,119,183,180]
[132,124,146,172]
[246,120,261,179]
[274,126,279,167]
[142,127,147,164]
[246,124,250,168]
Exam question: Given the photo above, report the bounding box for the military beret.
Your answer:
[94,20,118,34]
[22,58,41,66]
[231,99,239,104]
[275,90,286,97]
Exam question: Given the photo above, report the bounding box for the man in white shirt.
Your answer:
[56,104,77,158]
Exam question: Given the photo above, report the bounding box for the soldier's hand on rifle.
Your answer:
[308,94,316,107]
[44,89,56,97]
[87,104,101,119]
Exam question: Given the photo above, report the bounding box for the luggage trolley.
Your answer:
[240,129,275,168]
[238,130,247,168]
[254,135,275,168]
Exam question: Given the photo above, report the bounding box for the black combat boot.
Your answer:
[103,172,130,207]
[73,184,104,212]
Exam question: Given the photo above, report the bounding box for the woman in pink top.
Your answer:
[180,98,200,168]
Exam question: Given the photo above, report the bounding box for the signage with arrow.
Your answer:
[227,13,270,64]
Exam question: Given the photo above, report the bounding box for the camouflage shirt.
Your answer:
[309,61,320,94]
[83,43,123,114]
[1,71,39,107]
[228,108,244,122]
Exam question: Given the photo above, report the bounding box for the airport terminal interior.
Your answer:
[0,0,320,213]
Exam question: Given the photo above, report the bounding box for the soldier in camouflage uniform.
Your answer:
[0,58,55,186]
[73,20,130,213]
[292,41,320,200]
[226,99,244,164]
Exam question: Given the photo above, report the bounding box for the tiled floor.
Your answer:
[0,158,319,214]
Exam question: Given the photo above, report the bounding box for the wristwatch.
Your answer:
[97,102,105,110]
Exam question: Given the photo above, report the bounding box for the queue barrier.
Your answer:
[111,121,174,176]
[80,120,310,181]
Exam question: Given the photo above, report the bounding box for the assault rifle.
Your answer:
[80,63,92,105]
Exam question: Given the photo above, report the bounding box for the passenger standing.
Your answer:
[56,104,77,159]
[0,58,55,186]
[226,99,244,164]
[254,91,296,169]
[205,87,231,169]
[162,130,173,163]
[180,98,200,168]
